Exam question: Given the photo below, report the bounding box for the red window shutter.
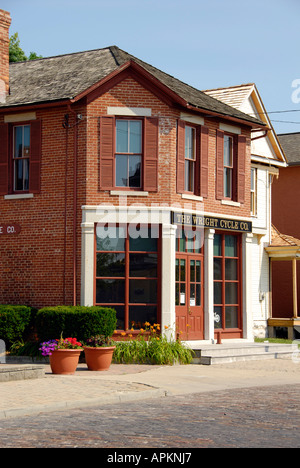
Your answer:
[143,117,159,192]
[0,123,9,195]
[216,129,224,200]
[100,116,115,190]
[29,120,42,194]
[177,120,185,194]
[199,125,209,198]
[237,135,246,203]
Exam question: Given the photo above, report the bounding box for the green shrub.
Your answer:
[113,326,194,365]
[35,306,117,342]
[0,305,32,347]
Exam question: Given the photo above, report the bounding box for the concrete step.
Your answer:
[0,364,45,382]
[192,343,296,365]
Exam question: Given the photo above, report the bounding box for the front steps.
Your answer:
[192,342,297,365]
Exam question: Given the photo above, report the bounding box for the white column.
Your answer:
[161,224,177,340]
[204,228,215,342]
[243,232,253,340]
[81,221,95,306]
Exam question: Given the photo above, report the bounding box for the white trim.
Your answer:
[110,190,149,197]
[107,107,152,117]
[219,123,241,135]
[4,112,36,123]
[251,154,287,167]
[4,194,34,200]
[181,193,203,202]
[221,199,241,207]
[180,113,204,126]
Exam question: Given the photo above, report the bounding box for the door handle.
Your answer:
[188,307,192,315]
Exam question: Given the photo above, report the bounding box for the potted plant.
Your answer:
[83,335,116,371]
[39,336,83,375]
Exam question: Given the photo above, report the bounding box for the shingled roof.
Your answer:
[278,133,300,165]
[1,45,264,127]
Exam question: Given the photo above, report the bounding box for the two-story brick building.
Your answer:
[0,9,269,343]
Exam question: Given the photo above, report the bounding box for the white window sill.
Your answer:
[110,190,149,197]
[181,193,203,202]
[4,194,34,200]
[221,199,240,207]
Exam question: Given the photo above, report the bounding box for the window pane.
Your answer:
[116,120,128,152]
[96,253,125,277]
[129,253,157,277]
[224,135,232,166]
[128,155,141,187]
[224,167,232,198]
[214,306,222,329]
[190,260,195,282]
[214,258,222,281]
[96,226,126,251]
[24,125,30,156]
[24,159,29,190]
[225,306,238,328]
[116,154,128,187]
[129,121,142,153]
[214,234,222,256]
[129,226,158,252]
[225,282,238,304]
[96,279,125,303]
[14,126,23,158]
[196,261,201,283]
[225,235,237,257]
[185,127,195,160]
[194,231,203,253]
[129,279,157,303]
[196,283,201,306]
[129,306,157,330]
[214,282,222,304]
[14,159,23,191]
[225,258,238,280]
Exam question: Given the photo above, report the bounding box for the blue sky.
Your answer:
[2,0,300,135]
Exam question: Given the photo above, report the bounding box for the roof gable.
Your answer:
[204,84,286,164]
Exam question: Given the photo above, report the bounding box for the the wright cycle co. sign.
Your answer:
[171,212,252,233]
[0,223,21,236]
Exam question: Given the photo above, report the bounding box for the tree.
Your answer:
[9,32,42,62]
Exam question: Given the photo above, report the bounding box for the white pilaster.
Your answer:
[204,228,215,342]
[243,232,254,341]
[81,221,95,306]
[161,224,177,339]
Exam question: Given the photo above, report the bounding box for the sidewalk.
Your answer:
[1,358,300,419]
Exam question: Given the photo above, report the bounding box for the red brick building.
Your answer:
[0,9,267,343]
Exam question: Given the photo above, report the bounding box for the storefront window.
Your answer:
[213,233,241,331]
[95,224,160,331]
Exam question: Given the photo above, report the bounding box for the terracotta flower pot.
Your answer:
[84,346,116,371]
[49,349,82,375]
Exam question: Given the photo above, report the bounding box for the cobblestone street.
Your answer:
[0,384,299,448]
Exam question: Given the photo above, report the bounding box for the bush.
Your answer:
[0,305,32,347]
[113,325,194,365]
[35,306,117,343]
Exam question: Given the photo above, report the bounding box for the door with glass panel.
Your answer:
[175,228,204,340]
[213,233,242,339]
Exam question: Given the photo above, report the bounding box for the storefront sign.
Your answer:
[171,212,252,233]
[0,223,21,235]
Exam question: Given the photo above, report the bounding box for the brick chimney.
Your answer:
[0,9,11,102]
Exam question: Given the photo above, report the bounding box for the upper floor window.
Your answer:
[216,130,246,204]
[115,119,142,188]
[13,125,30,192]
[177,120,209,198]
[99,116,158,192]
[184,126,196,192]
[0,120,42,196]
[250,167,257,216]
[223,135,234,199]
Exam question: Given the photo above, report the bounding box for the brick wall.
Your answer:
[0,9,11,97]
[0,74,252,309]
